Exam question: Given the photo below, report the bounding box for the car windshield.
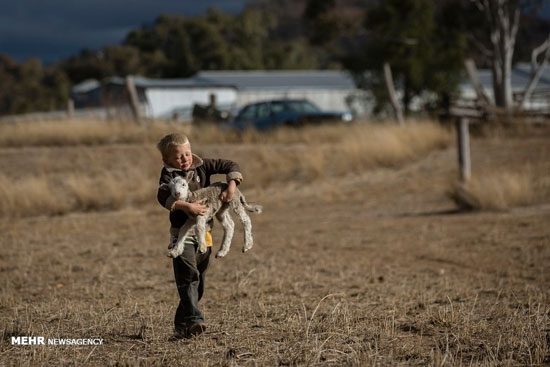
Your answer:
[237,104,257,120]
[256,103,270,118]
[285,100,321,113]
[271,101,286,114]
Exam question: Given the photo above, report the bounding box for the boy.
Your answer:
[156,133,243,338]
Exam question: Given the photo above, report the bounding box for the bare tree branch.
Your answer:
[531,36,550,69]
[464,58,493,105]
[519,34,550,109]
[467,35,494,61]
[472,0,484,12]
[510,3,520,42]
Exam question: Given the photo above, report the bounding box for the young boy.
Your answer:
[156,133,243,338]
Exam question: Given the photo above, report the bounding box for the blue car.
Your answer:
[228,99,353,131]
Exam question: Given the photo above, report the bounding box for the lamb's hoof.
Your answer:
[215,251,227,258]
[198,245,207,254]
[167,248,179,258]
[242,246,253,253]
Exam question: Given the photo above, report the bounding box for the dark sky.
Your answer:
[0,0,250,64]
[1,1,549,65]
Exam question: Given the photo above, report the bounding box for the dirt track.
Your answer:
[1,134,549,366]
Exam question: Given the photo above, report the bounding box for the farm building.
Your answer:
[70,65,550,122]
[71,70,367,121]
[196,70,367,116]
[72,75,237,120]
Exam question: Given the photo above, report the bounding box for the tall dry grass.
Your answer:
[240,122,452,186]
[0,120,452,217]
[449,163,550,211]
[0,118,449,148]
[0,119,192,147]
[0,171,156,217]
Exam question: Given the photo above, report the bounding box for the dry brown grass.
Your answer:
[0,118,449,147]
[448,169,543,210]
[448,131,550,211]
[0,119,193,147]
[0,120,451,217]
[0,123,549,366]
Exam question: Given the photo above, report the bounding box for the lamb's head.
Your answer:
[168,176,189,200]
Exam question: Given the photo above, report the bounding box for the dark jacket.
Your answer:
[157,154,242,229]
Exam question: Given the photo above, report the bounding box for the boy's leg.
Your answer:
[172,236,211,336]
[197,244,211,301]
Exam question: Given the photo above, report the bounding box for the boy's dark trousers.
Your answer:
[172,238,211,335]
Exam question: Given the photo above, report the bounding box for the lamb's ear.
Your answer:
[185,170,194,183]
[159,183,169,190]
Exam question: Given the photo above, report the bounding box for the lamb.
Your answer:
[164,176,262,259]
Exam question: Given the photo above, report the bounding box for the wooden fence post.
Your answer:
[456,117,471,182]
[125,75,142,123]
[67,98,74,119]
[383,62,404,126]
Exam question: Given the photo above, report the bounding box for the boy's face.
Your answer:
[164,144,193,170]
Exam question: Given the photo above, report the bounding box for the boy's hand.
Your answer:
[220,180,236,202]
[180,200,207,217]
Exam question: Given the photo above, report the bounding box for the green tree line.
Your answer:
[0,0,547,116]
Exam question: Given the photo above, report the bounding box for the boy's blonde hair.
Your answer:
[157,133,190,159]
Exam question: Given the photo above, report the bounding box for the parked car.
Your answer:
[227,99,353,131]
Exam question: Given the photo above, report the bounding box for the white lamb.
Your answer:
[164,176,262,258]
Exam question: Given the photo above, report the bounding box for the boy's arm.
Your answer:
[220,179,237,202]
[202,158,243,184]
[203,158,242,202]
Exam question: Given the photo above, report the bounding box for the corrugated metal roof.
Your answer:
[133,75,232,88]
[197,70,356,90]
[462,62,550,90]
[71,70,357,94]
[72,75,234,94]
[72,79,101,94]
[72,66,550,95]
[105,75,233,88]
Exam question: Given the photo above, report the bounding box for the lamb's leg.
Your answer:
[233,204,254,253]
[168,227,179,249]
[195,216,208,254]
[168,221,195,258]
[215,209,235,258]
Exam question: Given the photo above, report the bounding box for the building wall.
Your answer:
[144,87,237,119]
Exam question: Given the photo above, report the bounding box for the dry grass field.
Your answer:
[0,120,549,366]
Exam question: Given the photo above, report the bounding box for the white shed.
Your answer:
[72,70,367,121]
[133,76,237,120]
[196,70,366,115]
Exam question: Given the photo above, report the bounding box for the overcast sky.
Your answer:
[0,0,250,64]
[1,0,549,65]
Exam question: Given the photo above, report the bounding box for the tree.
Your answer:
[61,46,144,82]
[126,15,198,77]
[343,0,465,115]
[303,0,371,68]
[470,0,547,110]
[0,55,70,115]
